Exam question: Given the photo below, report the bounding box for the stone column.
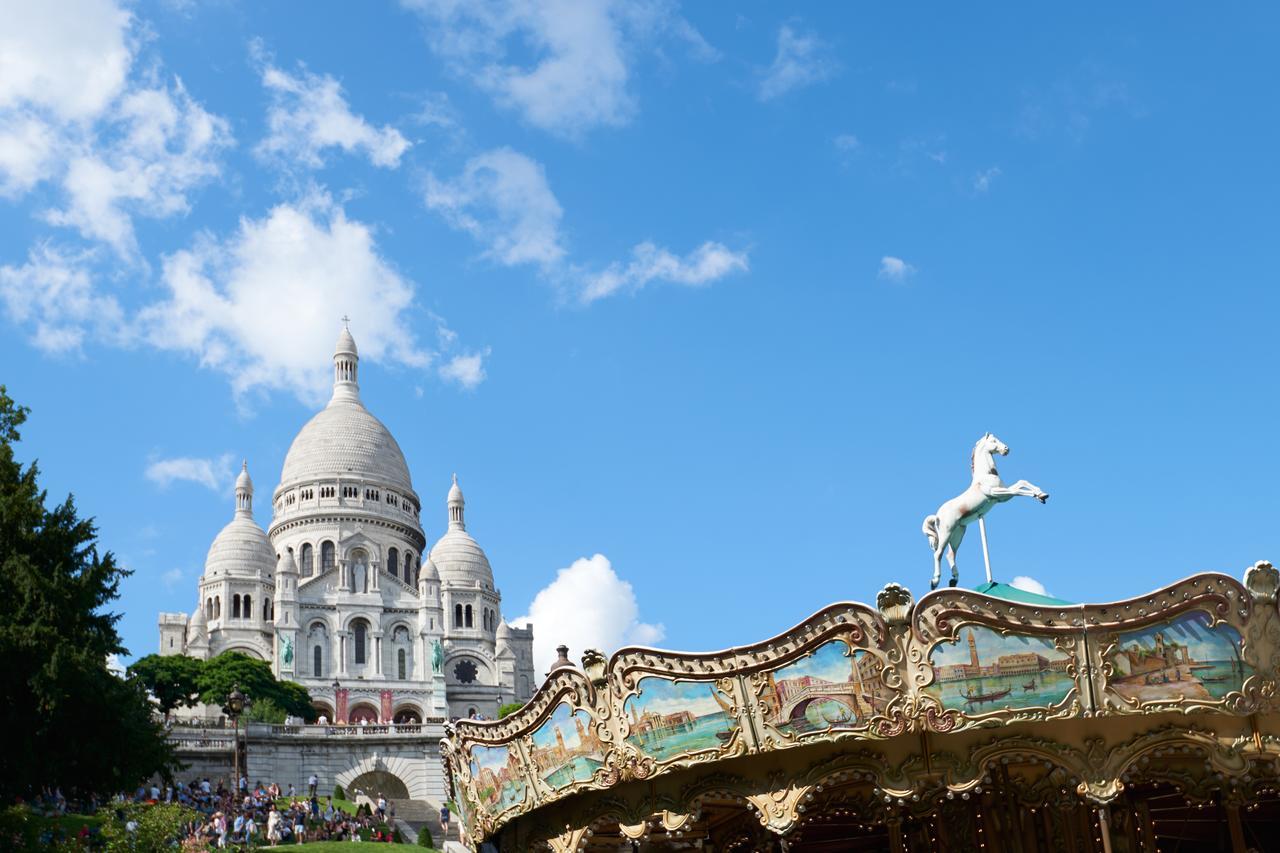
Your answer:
[373,633,383,675]
[338,633,348,674]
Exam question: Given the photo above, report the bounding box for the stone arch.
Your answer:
[392,703,423,724]
[336,754,429,801]
[312,700,334,721]
[222,643,267,661]
[348,701,379,724]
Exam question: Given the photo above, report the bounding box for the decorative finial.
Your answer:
[452,472,457,485]
[241,459,247,471]
[341,314,350,327]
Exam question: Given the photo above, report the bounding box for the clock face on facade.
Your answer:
[454,659,478,684]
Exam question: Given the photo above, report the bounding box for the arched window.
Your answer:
[243,594,252,620]
[398,648,406,680]
[313,646,322,678]
[300,543,314,577]
[206,598,213,620]
[215,596,221,618]
[354,621,367,665]
[264,599,271,621]
[454,604,463,628]
[232,595,241,619]
[321,540,335,572]
[387,547,399,580]
[465,604,473,628]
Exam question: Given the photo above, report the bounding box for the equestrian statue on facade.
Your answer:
[923,433,1049,590]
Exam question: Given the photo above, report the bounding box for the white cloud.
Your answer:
[44,80,233,255]
[426,147,748,303]
[758,24,839,101]
[0,244,126,353]
[162,567,185,590]
[145,453,234,492]
[512,553,665,677]
[1009,575,1049,597]
[400,0,713,137]
[138,192,435,405]
[0,0,134,122]
[581,240,748,303]
[424,148,566,268]
[833,133,860,152]
[973,166,1002,193]
[438,349,489,389]
[878,255,916,282]
[0,1,232,255]
[257,62,410,169]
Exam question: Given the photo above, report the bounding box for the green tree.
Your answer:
[100,802,201,852]
[198,651,317,721]
[128,653,204,718]
[498,702,524,719]
[0,387,177,801]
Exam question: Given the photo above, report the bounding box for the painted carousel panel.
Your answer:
[529,702,606,790]
[924,625,1074,714]
[1108,611,1252,705]
[623,677,737,761]
[468,744,528,813]
[758,639,888,736]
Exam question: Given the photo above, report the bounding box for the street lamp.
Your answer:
[225,684,246,794]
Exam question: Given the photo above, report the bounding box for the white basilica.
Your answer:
[158,326,536,722]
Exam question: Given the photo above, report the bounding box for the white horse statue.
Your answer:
[923,433,1049,590]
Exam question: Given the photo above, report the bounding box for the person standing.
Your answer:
[267,806,281,846]
[439,803,450,838]
[308,773,318,797]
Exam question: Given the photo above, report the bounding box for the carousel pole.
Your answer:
[978,517,993,584]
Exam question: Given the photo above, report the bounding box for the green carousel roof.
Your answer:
[971,580,1073,606]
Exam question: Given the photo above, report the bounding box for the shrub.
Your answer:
[418,826,434,847]
[498,702,524,719]
[393,827,404,843]
[333,785,345,800]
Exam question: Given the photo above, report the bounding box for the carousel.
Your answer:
[441,437,1280,852]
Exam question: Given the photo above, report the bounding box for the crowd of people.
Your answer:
[129,776,404,847]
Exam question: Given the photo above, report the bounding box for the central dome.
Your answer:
[279,398,413,492]
[277,325,414,494]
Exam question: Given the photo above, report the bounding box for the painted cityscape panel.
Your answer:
[925,625,1074,713]
[469,744,527,812]
[623,677,737,761]
[759,639,890,736]
[1109,612,1252,704]
[529,702,606,790]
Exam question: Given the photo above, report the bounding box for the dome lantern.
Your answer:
[235,460,253,517]
[448,473,465,531]
[333,319,360,403]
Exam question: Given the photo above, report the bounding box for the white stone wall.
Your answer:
[242,724,446,804]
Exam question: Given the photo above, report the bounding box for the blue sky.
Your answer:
[4,2,1280,673]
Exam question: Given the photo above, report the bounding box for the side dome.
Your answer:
[206,462,273,577]
[430,475,494,587]
[277,325,413,493]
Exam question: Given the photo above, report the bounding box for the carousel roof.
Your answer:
[442,561,1280,851]
[971,579,1073,605]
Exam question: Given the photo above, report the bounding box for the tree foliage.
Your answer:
[0,386,177,801]
[197,651,316,721]
[99,802,201,852]
[498,702,524,719]
[127,654,204,718]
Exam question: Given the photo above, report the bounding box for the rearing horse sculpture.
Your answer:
[923,433,1049,590]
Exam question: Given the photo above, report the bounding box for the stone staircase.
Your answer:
[390,798,449,848]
